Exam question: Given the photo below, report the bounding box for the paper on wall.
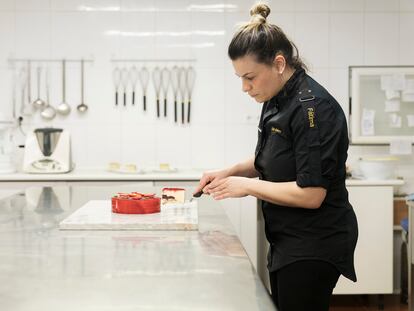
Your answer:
[402,93,414,103]
[404,79,414,93]
[361,108,375,136]
[384,99,400,112]
[390,138,412,155]
[385,90,400,100]
[407,115,414,127]
[389,113,402,128]
[402,79,414,102]
[381,74,406,91]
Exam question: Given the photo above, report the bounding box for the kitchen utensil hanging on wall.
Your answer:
[139,67,149,111]
[152,67,162,118]
[11,65,17,119]
[185,66,196,124]
[170,66,179,123]
[178,67,187,124]
[18,66,31,116]
[33,66,46,110]
[56,59,71,115]
[113,67,121,106]
[27,60,31,110]
[130,66,138,106]
[77,59,88,113]
[120,67,129,107]
[40,67,56,120]
[161,67,170,118]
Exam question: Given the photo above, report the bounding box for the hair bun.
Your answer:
[250,3,271,21]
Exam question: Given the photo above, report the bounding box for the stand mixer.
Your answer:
[23,128,72,174]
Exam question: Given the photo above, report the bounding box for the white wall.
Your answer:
[1,0,414,191]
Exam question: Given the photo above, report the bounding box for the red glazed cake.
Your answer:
[162,187,185,204]
[112,192,161,214]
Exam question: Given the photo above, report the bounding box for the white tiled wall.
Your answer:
[1,0,414,192]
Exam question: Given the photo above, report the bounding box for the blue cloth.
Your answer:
[401,218,409,232]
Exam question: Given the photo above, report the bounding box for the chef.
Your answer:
[194,3,358,311]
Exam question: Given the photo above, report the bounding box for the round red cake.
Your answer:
[112,192,161,214]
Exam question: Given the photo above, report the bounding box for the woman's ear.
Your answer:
[273,54,286,74]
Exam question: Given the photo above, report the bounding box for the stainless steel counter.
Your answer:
[0,185,275,311]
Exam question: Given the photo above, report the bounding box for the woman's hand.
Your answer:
[208,176,252,200]
[193,169,231,196]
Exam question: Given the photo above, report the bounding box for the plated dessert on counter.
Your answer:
[111,188,187,214]
[112,192,161,214]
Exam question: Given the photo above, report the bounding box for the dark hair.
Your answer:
[228,3,307,70]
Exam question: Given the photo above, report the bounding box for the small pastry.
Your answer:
[162,187,185,204]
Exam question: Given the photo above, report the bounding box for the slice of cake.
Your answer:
[108,162,121,171]
[162,187,185,204]
[159,163,170,171]
[124,163,137,173]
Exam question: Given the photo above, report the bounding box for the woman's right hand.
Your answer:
[193,168,231,196]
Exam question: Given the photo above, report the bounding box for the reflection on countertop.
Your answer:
[0,185,275,311]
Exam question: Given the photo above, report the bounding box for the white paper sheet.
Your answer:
[384,99,400,112]
[402,79,414,102]
[385,89,400,100]
[390,138,412,155]
[361,108,375,136]
[381,74,406,91]
[389,113,402,128]
[407,115,414,127]
[404,79,414,93]
[402,92,414,103]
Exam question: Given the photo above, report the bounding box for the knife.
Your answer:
[193,181,211,198]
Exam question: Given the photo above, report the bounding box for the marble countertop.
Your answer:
[0,185,275,311]
[0,168,405,186]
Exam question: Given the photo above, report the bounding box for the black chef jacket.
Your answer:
[254,68,358,282]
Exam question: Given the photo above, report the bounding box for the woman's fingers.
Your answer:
[212,189,228,200]
[193,176,211,195]
[205,178,227,193]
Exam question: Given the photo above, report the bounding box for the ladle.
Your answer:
[77,59,88,113]
[40,68,56,120]
[56,59,71,115]
[32,66,46,109]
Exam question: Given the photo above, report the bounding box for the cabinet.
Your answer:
[334,186,394,294]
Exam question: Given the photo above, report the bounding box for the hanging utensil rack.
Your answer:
[110,58,196,125]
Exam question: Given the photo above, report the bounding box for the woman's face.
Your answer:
[232,54,286,103]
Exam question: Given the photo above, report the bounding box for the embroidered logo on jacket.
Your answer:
[307,108,315,128]
[271,127,282,134]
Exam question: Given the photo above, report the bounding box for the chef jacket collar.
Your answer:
[270,67,306,105]
[261,68,306,124]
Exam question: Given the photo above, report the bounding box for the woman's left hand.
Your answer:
[207,176,252,200]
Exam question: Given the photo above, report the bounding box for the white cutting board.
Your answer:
[59,200,198,231]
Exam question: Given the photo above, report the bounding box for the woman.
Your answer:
[194,3,358,311]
